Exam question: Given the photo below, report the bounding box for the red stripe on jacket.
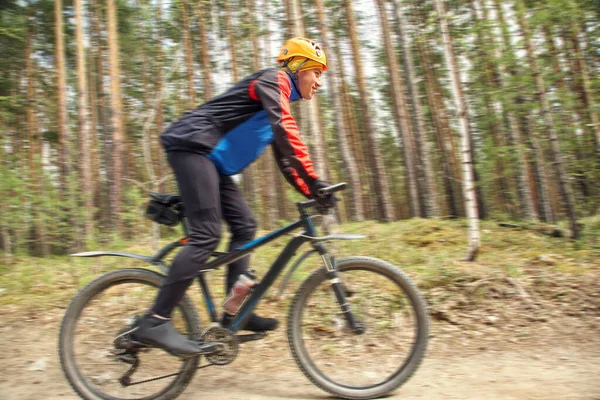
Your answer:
[248,79,259,101]
[276,72,318,196]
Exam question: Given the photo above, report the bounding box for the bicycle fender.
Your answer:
[322,234,366,241]
[70,251,155,264]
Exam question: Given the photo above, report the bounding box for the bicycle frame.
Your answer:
[72,198,366,334]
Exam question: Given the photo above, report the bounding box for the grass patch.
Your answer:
[0,217,598,313]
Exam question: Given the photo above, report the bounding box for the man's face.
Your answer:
[297,68,323,100]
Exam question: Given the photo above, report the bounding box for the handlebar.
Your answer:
[297,182,347,214]
[317,182,347,197]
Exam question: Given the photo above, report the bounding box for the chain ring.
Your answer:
[201,326,239,366]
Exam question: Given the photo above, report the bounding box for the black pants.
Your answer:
[152,151,256,318]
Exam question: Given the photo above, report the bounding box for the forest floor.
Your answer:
[1,217,599,399]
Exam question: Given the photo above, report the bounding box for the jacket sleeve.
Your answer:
[252,69,318,197]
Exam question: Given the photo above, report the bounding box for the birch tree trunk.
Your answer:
[435,0,480,260]
[515,0,579,239]
[107,0,125,234]
[75,0,93,245]
[314,0,364,221]
[376,0,421,218]
[392,0,439,217]
[344,0,395,222]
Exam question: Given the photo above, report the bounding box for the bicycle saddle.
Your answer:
[148,192,182,206]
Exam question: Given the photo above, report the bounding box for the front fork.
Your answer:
[314,243,365,334]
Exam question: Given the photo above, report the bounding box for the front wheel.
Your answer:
[288,257,429,400]
[58,268,201,400]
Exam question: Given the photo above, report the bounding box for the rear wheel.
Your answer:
[288,257,429,400]
[59,268,201,400]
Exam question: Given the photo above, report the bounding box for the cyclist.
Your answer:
[131,37,335,357]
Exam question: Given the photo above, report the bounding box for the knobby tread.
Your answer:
[58,268,201,400]
[287,256,429,400]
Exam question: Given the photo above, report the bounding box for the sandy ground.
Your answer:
[0,308,598,400]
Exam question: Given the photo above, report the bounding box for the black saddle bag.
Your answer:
[145,200,181,226]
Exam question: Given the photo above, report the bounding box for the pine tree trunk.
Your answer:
[156,0,166,193]
[91,0,111,228]
[245,3,260,216]
[262,11,289,223]
[195,0,213,101]
[106,0,125,234]
[332,33,372,219]
[436,0,480,260]
[392,0,439,217]
[376,0,421,218]
[567,0,600,152]
[287,0,328,182]
[86,0,100,219]
[75,0,94,245]
[141,48,160,249]
[255,0,279,228]
[26,21,49,256]
[54,0,70,197]
[515,0,579,239]
[344,0,395,222]
[183,0,195,108]
[314,0,364,221]
[87,48,101,221]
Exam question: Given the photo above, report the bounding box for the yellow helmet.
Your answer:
[277,37,327,72]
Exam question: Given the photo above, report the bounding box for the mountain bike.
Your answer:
[58,183,429,400]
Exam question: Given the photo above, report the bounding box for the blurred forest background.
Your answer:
[1,0,599,259]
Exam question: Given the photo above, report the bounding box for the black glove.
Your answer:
[310,180,336,213]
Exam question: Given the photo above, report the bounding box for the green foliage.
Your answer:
[1,0,599,258]
[1,217,598,311]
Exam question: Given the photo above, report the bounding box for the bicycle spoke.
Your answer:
[60,270,200,400]
[289,257,428,399]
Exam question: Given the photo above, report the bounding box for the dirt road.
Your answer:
[0,308,598,400]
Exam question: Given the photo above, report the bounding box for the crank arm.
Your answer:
[235,332,266,344]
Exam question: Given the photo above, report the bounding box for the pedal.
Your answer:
[119,338,149,352]
[116,353,137,365]
[198,342,225,355]
[235,332,267,344]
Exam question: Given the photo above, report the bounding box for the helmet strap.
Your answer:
[281,57,310,98]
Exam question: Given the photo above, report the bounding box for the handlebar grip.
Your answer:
[317,182,347,197]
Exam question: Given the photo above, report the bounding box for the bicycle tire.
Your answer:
[58,268,201,400]
[287,256,429,400]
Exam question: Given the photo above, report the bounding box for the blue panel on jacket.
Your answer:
[207,110,274,175]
